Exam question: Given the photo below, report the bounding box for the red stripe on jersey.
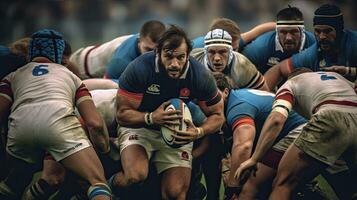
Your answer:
[118,88,143,101]
[313,100,357,113]
[0,79,13,100]
[84,45,100,78]
[287,58,294,73]
[198,91,222,108]
[252,75,265,90]
[232,116,255,131]
[75,83,91,102]
[276,89,294,104]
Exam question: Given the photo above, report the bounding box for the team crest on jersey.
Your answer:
[179,88,190,99]
[180,151,189,161]
[268,57,280,66]
[147,84,160,95]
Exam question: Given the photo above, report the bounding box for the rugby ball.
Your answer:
[161,98,193,148]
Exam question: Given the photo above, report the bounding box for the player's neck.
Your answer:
[32,57,53,63]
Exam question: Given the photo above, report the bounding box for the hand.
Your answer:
[320,65,347,75]
[151,101,182,126]
[171,119,202,144]
[234,158,257,185]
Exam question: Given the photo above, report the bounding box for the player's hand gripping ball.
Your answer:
[161,98,192,148]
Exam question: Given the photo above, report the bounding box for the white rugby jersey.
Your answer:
[90,89,117,126]
[70,34,132,79]
[191,48,266,90]
[275,72,357,119]
[0,62,91,115]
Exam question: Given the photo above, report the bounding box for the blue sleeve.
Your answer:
[187,102,206,126]
[118,59,146,93]
[226,100,258,127]
[106,35,139,79]
[192,36,205,49]
[238,36,246,52]
[305,31,316,47]
[106,55,130,79]
[0,46,27,79]
[241,32,272,70]
[291,44,318,71]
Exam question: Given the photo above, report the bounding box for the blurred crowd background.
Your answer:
[1,0,356,50]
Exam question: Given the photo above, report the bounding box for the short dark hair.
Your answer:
[157,25,192,55]
[209,18,241,44]
[288,67,312,79]
[140,20,166,43]
[213,72,235,91]
[277,6,303,21]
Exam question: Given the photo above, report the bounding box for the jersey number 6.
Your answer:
[32,65,49,76]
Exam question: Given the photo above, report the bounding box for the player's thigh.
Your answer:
[120,144,149,175]
[274,144,325,187]
[60,146,106,184]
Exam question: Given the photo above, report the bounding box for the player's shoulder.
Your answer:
[251,31,275,46]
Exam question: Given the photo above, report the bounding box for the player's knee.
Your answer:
[126,170,148,185]
[162,182,189,199]
[87,183,112,200]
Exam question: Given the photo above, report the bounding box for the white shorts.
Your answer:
[6,103,91,164]
[118,126,193,174]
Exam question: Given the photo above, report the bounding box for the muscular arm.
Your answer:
[77,99,109,153]
[250,112,287,162]
[227,124,256,187]
[116,93,145,126]
[241,22,276,44]
[198,98,225,135]
[264,59,293,90]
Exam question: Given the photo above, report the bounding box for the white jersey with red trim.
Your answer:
[70,34,133,79]
[90,89,117,127]
[275,72,357,119]
[0,62,90,116]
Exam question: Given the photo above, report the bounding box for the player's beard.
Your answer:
[318,39,337,55]
[159,57,188,79]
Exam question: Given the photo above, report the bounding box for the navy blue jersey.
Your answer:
[106,34,141,79]
[226,89,306,145]
[290,30,357,72]
[242,31,315,74]
[0,45,27,79]
[118,51,220,113]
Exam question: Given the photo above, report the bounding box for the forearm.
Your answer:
[228,145,252,186]
[88,119,110,153]
[199,113,224,135]
[116,109,147,126]
[241,22,275,43]
[251,117,284,162]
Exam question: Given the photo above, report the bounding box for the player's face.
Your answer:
[160,41,189,79]
[278,27,302,52]
[314,25,337,52]
[138,36,156,54]
[207,46,230,72]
